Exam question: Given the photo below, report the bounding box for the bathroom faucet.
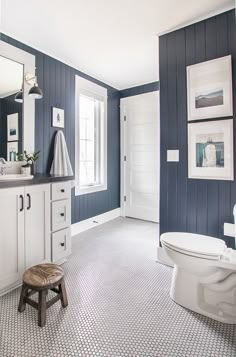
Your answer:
[0,158,6,164]
[0,166,6,175]
[0,158,7,175]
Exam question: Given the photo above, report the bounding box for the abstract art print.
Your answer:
[187,55,233,121]
[7,113,18,141]
[52,107,65,128]
[188,119,233,180]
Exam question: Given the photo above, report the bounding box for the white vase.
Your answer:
[21,165,31,175]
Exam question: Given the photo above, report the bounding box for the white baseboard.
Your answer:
[157,247,173,267]
[71,208,121,236]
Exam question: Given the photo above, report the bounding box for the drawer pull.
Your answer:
[19,195,24,212]
[60,189,65,193]
[60,213,65,217]
[60,243,65,247]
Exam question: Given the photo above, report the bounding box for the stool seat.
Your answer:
[23,264,63,288]
[18,263,68,327]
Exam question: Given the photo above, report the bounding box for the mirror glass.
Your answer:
[0,56,24,161]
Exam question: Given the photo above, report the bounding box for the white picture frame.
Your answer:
[52,107,64,128]
[187,55,233,121]
[7,113,18,141]
[188,119,234,181]
[7,141,18,161]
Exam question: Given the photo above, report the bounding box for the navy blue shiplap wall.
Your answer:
[0,33,120,224]
[159,10,236,249]
[120,81,159,98]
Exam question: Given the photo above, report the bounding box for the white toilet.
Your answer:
[161,232,236,324]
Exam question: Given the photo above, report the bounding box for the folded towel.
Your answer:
[50,130,73,176]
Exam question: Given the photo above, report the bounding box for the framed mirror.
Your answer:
[0,41,35,162]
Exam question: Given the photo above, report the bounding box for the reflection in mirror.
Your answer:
[0,56,24,161]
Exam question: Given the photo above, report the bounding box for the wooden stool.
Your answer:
[18,263,68,327]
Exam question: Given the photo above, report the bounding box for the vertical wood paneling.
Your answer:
[1,34,120,224]
[120,82,159,98]
[159,35,168,234]
[167,33,178,231]
[160,10,235,249]
[185,25,197,233]
[176,29,187,232]
[205,17,219,239]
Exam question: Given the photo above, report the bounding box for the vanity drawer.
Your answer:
[51,182,71,201]
[52,228,71,262]
[52,199,70,231]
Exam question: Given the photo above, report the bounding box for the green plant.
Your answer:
[17,151,40,165]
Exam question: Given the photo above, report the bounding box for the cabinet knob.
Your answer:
[60,213,65,217]
[60,189,65,193]
[60,243,65,247]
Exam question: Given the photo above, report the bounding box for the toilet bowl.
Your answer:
[160,232,236,324]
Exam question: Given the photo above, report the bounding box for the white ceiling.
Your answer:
[0,55,23,98]
[0,0,234,90]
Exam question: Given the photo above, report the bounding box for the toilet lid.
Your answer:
[161,232,226,259]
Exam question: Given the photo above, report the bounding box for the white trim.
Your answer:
[157,247,174,267]
[71,208,121,236]
[156,5,235,37]
[75,75,107,196]
[120,98,126,217]
[0,40,35,156]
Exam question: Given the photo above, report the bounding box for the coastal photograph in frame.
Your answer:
[52,107,65,128]
[187,55,233,121]
[188,119,234,180]
[7,113,18,141]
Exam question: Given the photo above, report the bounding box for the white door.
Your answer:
[121,91,159,222]
[25,184,50,267]
[0,187,25,292]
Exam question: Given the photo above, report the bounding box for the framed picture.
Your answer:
[7,113,18,141]
[187,55,233,121]
[188,119,234,180]
[52,107,64,128]
[7,141,18,161]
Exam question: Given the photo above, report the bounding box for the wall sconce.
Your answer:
[15,89,23,103]
[25,72,43,99]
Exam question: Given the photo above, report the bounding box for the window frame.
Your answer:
[75,76,107,196]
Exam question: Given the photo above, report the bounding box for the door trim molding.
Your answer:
[120,98,126,217]
[71,208,121,236]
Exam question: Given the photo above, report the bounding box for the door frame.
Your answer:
[120,91,160,219]
[120,97,126,217]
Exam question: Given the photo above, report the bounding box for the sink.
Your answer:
[0,174,34,181]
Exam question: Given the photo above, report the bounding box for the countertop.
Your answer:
[0,174,74,189]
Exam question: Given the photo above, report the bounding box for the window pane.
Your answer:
[78,92,105,188]
[86,140,95,162]
[79,140,86,161]
[80,161,95,186]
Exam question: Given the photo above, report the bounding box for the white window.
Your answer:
[75,76,107,195]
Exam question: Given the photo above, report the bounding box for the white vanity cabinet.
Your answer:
[51,182,71,263]
[24,184,50,268]
[0,180,72,295]
[0,184,50,294]
[0,187,25,292]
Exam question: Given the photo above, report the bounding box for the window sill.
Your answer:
[75,183,107,196]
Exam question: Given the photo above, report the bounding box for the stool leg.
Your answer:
[18,283,28,313]
[59,279,68,308]
[38,290,47,327]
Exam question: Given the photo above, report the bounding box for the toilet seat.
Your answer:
[161,232,227,260]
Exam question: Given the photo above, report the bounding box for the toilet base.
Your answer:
[170,266,236,324]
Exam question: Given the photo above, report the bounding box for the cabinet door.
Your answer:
[0,187,25,293]
[25,184,50,268]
